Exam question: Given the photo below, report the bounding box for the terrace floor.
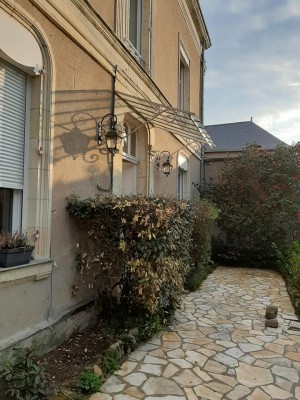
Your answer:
[90,266,300,400]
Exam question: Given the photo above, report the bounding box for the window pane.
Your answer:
[129,0,138,48]
[130,130,136,157]
[129,0,142,52]
[179,61,185,109]
[123,123,129,154]
[178,170,184,200]
[0,188,12,232]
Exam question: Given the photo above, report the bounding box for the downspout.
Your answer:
[110,65,117,195]
[146,123,151,197]
[148,0,153,75]
[200,49,205,123]
[113,0,117,32]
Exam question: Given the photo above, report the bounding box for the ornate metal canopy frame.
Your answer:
[115,91,214,156]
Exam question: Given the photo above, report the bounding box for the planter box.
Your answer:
[0,246,35,268]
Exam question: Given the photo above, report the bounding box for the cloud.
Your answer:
[201,0,300,144]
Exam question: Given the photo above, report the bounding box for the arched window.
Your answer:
[0,8,52,258]
[0,9,45,233]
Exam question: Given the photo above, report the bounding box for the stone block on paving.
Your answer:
[265,318,278,328]
[265,305,278,319]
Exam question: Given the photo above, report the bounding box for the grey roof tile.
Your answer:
[204,121,285,152]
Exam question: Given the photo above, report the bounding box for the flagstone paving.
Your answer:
[90,267,300,400]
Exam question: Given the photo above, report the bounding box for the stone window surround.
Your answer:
[0,3,53,261]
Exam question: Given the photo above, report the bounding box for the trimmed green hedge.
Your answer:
[67,195,217,316]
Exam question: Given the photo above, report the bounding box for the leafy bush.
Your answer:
[103,308,162,343]
[0,347,48,400]
[129,313,162,342]
[199,144,300,267]
[101,348,121,375]
[67,196,194,316]
[76,370,103,393]
[273,241,300,315]
[118,333,136,354]
[189,199,218,266]
[185,200,218,291]
[185,264,214,292]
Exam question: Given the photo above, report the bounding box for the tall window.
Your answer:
[0,59,27,232]
[123,123,137,161]
[129,0,142,54]
[179,45,190,111]
[122,122,138,195]
[124,0,151,71]
[177,154,189,200]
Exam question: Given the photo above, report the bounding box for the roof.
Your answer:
[204,121,285,152]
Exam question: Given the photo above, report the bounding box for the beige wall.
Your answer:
[151,128,200,199]
[0,0,208,353]
[87,0,115,30]
[204,151,241,181]
[154,0,201,114]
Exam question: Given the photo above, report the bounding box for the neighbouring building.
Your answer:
[0,0,213,353]
[203,120,285,181]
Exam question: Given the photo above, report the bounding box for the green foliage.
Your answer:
[190,200,218,266]
[185,264,214,292]
[67,195,217,317]
[273,241,300,315]
[131,313,162,342]
[0,347,48,400]
[67,196,194,316]
[199,144,300,266]
[185,199,218,291]
[70,394,85,400]
[101,348,121,375]
[118,333,136,354]
[104,309,162,343]
[76,370,103,393]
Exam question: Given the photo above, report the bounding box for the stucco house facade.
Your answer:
[0,0,212,353]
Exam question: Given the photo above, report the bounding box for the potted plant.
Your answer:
[0,232,34,268]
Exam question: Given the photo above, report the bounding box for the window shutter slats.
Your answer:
[0,60,26,190]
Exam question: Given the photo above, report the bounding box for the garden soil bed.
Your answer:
[44,320,118,398]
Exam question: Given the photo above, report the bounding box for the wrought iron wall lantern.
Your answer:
[154,150,173,177]
[97,113,123,155]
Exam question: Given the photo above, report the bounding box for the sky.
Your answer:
[200,0,300,144]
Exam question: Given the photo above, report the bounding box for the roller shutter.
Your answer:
[0,59,27,190]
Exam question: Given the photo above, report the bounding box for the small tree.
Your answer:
[200,143,300,266]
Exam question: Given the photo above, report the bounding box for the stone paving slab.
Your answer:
[90,267,300,399]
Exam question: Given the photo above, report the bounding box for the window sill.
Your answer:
[123,38,145,68]
[122,153,138,164]
[0,259,53,284]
